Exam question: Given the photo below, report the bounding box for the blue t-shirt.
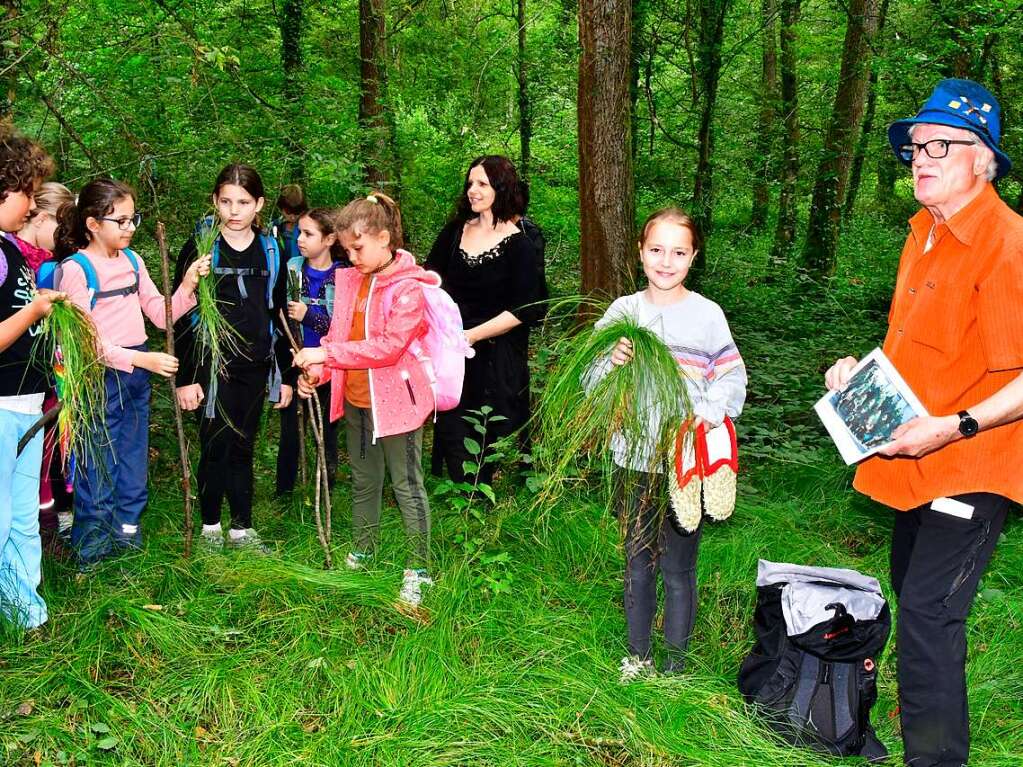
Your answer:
[301,261,342,349]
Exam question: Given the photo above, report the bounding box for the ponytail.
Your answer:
[335,192,404,252]
[53,178,135,260]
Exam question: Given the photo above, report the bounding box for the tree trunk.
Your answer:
[517,0,531,182]
[750,0,778,230]
[843,0,889,221]
[769,0,801,268]
[359,0,397,193]
[629,0,651,160]
[280,0,306,183]
[691,0,731,240]
[578,0,635,300]
[800,0,880,277]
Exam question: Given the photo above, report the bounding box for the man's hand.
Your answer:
[825,356,858,391]
[878,414,960,458]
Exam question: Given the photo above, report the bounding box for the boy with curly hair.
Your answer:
[0,123,63,630]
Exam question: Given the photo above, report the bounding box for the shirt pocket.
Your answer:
[905,278,966,356]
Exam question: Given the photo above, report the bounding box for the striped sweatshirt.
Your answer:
[592,290,747,472]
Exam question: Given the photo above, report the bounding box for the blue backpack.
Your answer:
[54,249,141,310]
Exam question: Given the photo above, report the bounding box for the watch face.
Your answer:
[960,415,979,437]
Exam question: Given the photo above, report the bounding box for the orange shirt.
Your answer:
[854,184,1023,510]
[344,276,372,408]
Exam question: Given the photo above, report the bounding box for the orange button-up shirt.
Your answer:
[854,183,1023,510]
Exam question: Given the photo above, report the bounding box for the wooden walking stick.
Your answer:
[156,222,194,558]
[280,310,334,568]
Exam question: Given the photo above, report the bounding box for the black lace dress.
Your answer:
[425,219,547,483]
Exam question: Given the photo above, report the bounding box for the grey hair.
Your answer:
[907,124,998,181]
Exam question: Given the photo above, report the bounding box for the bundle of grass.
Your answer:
[36,295,107,466]
[532,305,693,516]
[193,212,241,375]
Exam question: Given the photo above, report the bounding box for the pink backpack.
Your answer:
[382,274,474,412]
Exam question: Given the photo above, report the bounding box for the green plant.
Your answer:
[532,306,693,515]
[193,212,241,376]
[36,293,108,467]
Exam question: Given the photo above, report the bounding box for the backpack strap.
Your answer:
[260,233,279,310]
[61,250,140,310]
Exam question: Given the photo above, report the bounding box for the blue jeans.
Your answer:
[72,350,151,565]
[0,406,47,629]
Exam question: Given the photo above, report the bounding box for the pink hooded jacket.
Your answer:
[317,249,437,440]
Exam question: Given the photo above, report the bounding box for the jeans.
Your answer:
[72,350,151,565]
[890,492,1008,767]
[0,407,47,628]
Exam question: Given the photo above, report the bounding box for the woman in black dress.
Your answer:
[426,155,547,484]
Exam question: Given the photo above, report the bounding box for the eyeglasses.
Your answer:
[99,213,142,230]
[898,139,976,162]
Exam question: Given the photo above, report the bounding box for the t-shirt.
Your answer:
[344,275,372,408]
[0,236,49,397]
[59,249,195,372]
[300,261,343,349]
[854,183,1023,510]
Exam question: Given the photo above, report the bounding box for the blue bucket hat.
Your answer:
[888,78,1012,180]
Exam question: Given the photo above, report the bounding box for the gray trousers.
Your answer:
[344,403,431,568]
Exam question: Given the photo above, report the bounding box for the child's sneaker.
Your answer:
[199,526,224,552]
[399,569,433,607]
[345,551,371,570]
[225,528,271,555]
[618,655,655,683]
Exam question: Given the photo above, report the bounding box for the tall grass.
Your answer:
[36,297,107,466]
[192,214,241,376]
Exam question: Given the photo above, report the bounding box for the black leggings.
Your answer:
[197,363,268,529]
[619,470,703,663]
[275,383,338,496]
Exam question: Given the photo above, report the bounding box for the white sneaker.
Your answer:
[618,655,654,683]
[225,528,271,555]
[399,569,433,607]
[345,551,371,570]
[199,527,224,552]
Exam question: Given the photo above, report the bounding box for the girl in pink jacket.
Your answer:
[293,193,435,608]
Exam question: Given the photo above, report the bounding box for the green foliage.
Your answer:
[35,295,107,467]
[533,304,692,513]
[192,213,242,377]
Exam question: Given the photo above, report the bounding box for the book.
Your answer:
[814,348,928,465]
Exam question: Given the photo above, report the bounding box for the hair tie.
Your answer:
[366,194,378,204]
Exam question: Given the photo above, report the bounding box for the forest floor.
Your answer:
[2,211,1022,766]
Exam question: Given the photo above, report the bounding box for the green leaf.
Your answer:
[95,736,118,750]
[479,405,493,414]
[462,460,479,475]
[474,423,487,435]
[479,483,496,504]
[90,722,110,734]
[463,438,482,456]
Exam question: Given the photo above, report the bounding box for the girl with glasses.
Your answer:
[54,178,211,567]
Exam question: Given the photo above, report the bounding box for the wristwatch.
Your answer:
[957,410,979,438]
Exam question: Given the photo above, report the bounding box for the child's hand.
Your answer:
[30,289,66,319]
[292,347,326,369]
[297,373,318,399]
[610,337,634,367]
[135,351,179,378]
[287,301,307,322]
[274,384,293,409]
[176,383,204,411]
[183,254,213,292]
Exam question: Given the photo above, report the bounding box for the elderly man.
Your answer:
[825,79,1023,767]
